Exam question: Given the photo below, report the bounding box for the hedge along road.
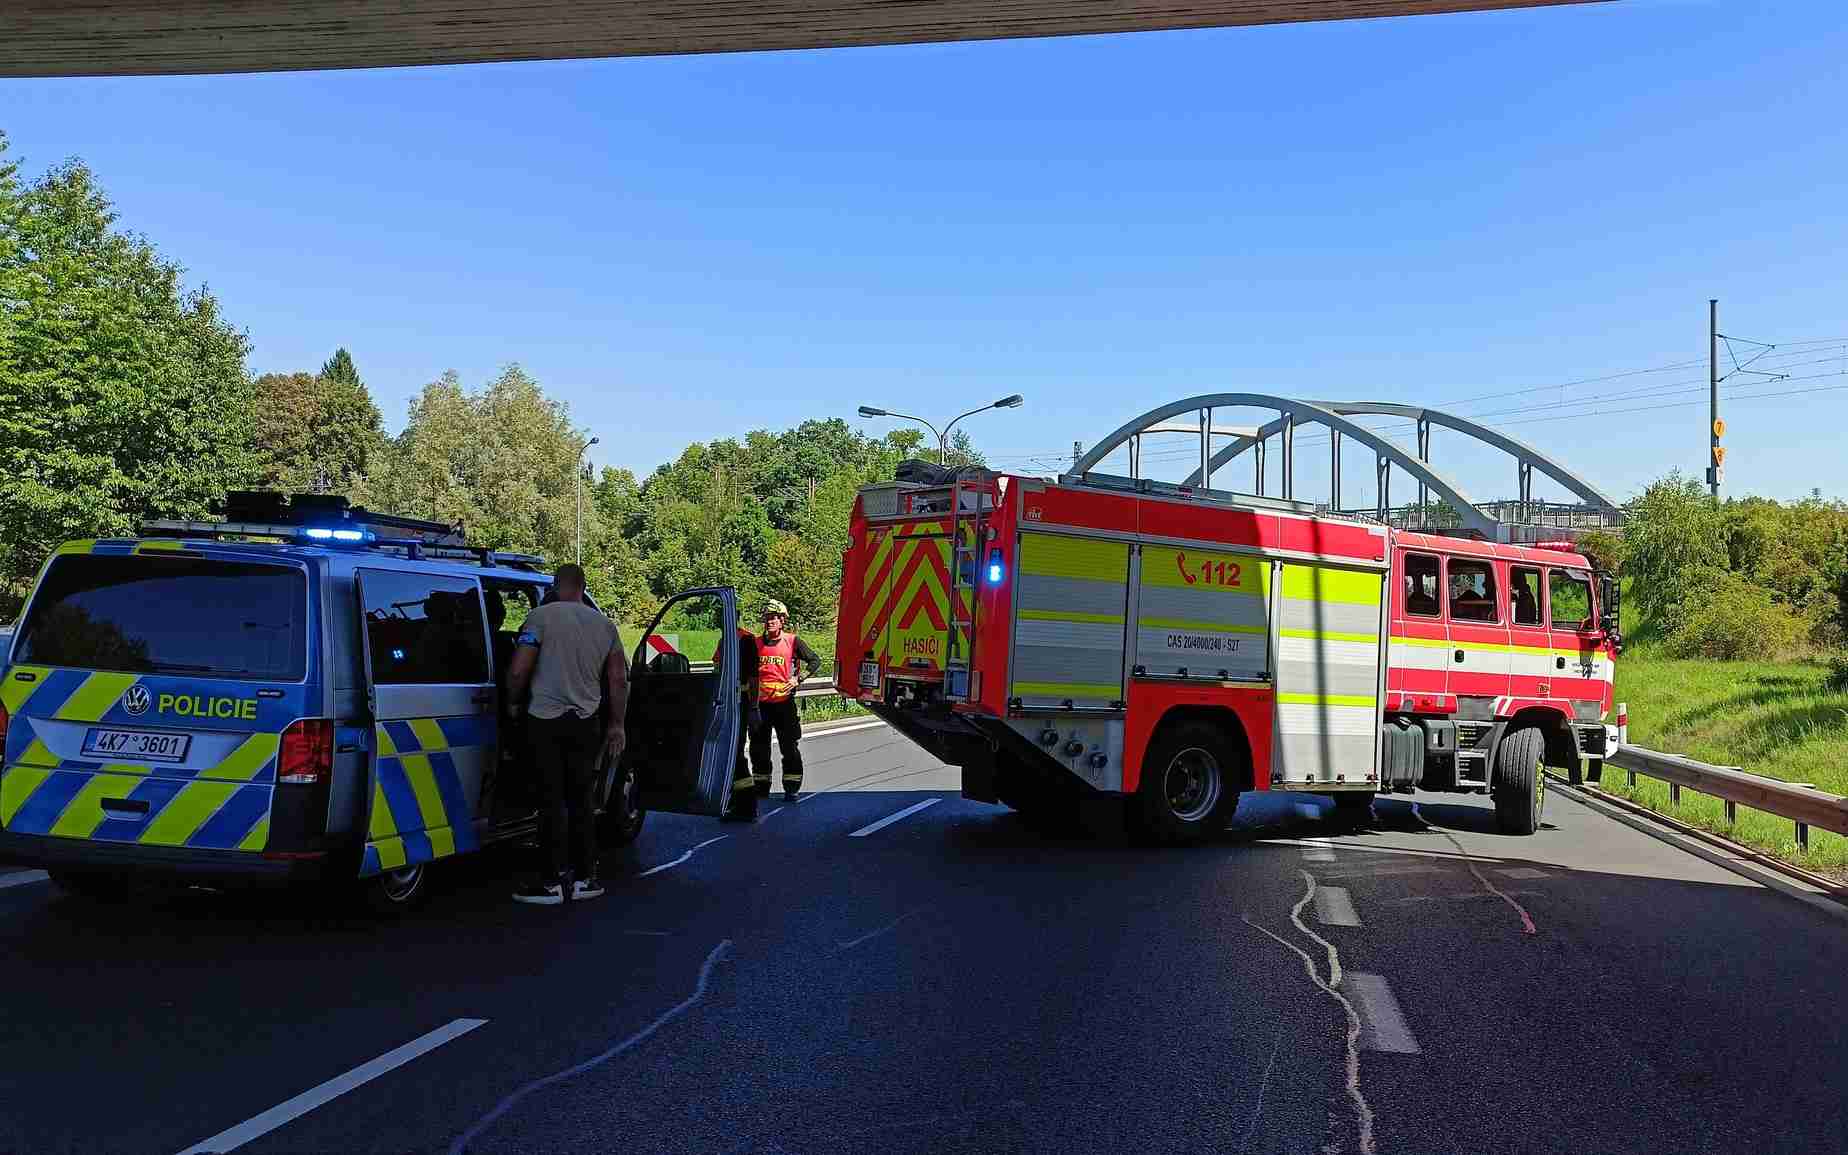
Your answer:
[0,721,1844,1154]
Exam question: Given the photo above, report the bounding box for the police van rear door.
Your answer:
[624,587,740,817]
[354,569,496,877]
[1,545,311,855]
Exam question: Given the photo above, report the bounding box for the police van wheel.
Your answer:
[598,765,647,848]
[1492,726,1546,835]
[363,864,429,913]
[48,871,130,901]
[1133,721,1243,845]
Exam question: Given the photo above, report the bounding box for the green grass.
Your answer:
[1606,650,1848,877]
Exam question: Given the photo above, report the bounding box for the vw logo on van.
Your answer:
[120,684,151,717]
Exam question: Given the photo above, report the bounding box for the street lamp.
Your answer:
[575,435,599,564]
[857,394,1024,464]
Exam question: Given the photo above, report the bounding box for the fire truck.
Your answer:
[835,463,1618,843]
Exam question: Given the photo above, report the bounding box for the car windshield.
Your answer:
[17,553,307,681]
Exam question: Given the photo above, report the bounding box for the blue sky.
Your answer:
[2,0,1844,505]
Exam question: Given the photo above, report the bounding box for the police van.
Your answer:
[0,493,743,911]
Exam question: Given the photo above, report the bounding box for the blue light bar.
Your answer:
[302,527,372,544]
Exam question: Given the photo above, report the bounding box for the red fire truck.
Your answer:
[835,466,1618,842]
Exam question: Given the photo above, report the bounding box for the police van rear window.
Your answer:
[18,554,308,681]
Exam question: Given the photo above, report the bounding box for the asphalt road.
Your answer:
[3,718,1846,1155]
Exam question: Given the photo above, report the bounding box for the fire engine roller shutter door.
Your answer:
[1135,545,1271,679]
[1011,533,1130,708]
[1274,564,1383,784]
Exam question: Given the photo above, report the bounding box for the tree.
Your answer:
[250,361,383,495]
[320,347,361,387]
[0,134,254,611]
[1622,473,1726,624]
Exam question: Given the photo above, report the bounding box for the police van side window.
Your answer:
[1447,559,1499,623]
[359,571,490,686]
[1404,553,1441,617]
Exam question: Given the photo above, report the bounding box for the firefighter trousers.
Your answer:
[750,698,804,794]
[727,710,757,819]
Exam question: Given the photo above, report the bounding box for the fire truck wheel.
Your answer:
[1134,721,1243,845]
[1492,726,1546,835]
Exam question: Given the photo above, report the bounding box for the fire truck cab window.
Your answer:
[1550,569,1594,630]
[1404,553,1441,617]
[1448,560,1499,623]
[1511,567,1542,626]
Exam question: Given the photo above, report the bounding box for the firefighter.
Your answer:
[751,599,822,802]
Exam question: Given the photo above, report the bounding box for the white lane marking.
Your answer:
[836,907,928,952]
[0,870,49,890]
[1497,867,1550,880]
[448,941,731,1155]
[849,797,943,837]
[1244,908,1375,1154]
[1322,863,1440,880]
[176,1018,487,1154]
[805,717,889,738]
[1300,838,1336,863]
[761,806,786,820]
[638,835,728,877]
[1344,973,1421,1054]
[1256,838,1502,865]
[1311,885,1362,928]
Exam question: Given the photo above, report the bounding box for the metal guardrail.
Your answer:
[793,677,839,700]
[1608,745,1848,852]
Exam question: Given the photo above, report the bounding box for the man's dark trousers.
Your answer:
[529,710,601,881]
[750,699,804,795]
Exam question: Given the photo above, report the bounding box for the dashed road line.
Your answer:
[1345,973,1421,1054]
[1300,839,1336,863]
[448,940,732,1155]
[177,1018,488,1154]
[638,835,728,877]
[849,797,943,837]
[1311,885,1362,927]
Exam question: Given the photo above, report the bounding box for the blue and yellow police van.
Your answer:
[0,493,743,911]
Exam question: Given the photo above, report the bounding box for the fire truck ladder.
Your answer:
[944,473,999,702]
[1063,393,1624,543]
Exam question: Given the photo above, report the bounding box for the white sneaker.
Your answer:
[571,877,605,902]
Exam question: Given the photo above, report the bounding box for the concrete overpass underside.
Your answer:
[5,0,1598,77]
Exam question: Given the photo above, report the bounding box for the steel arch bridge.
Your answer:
[1063,393,1624,543]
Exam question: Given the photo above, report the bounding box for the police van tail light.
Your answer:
[277,718,334,785]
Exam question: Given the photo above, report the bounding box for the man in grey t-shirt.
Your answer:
[505,564,626,905]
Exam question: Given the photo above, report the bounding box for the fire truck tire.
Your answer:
[1133,721,1243,845]
[1492,726,1546,835]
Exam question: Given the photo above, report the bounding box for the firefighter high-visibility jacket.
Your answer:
[757,631,822,703]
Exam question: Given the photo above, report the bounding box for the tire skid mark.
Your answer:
[1245,871,1376,1155]
[1411,803,1538,935]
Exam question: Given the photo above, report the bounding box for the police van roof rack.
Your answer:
[140,492,552,572]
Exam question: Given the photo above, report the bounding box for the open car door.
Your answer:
[621,587,740,818]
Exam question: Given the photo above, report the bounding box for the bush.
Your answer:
[1663,573,1805,660]
[1827,654,1848,695]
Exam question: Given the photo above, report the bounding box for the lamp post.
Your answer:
[575,435,599,564]
[856,395,1024,464]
